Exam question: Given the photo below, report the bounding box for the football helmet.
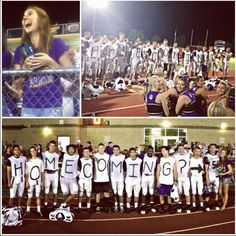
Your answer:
[170,185,179,203]
[2,207,23,227]
[49,208,74,223]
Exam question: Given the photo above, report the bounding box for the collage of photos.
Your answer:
[1,0,235,235]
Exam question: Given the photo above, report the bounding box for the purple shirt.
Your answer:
[13,38,67,108]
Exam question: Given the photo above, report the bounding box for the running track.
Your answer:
[2,207,235,234]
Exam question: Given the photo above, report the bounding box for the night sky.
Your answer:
[82,1,235,47]
[2,1,80,29]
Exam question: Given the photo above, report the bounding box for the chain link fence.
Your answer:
[2,68,80,117]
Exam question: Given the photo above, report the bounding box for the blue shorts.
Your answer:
[220,177,231,184]
[158,184,173,196]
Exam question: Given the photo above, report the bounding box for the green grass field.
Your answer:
[230,57,235,70]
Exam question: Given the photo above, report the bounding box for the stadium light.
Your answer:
[87,0,108,9]
[162,120,171,128]
[220,123,227,130]
[43,127,52,136]
[86,0,109,34]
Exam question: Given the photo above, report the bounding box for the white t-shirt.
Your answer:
[110,154,125,180]
[174,152,190,178]
[43,151,59,171]
[190,157,204,177]
[26,157,44,185]
[61,153,79,178]
[93,152,110,182]
[142,154,157,177]
[125,157,142,184]
[8,155,27,184]
[159,156,176,185]
[78,157,93,179]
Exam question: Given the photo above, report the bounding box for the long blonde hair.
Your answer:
[21,6,52,54]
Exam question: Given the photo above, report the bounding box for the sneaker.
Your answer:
[96,206,101,213]
[151,207,157,213]
[186,205,191,214]
[177,208,182,213]
[140,209,146,215]
[215,201,221,211]
[205,207,211,212]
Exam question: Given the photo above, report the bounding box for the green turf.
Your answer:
[230,57,235,70]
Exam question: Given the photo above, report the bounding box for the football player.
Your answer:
[125,148,142,211]
[114,32,127,78]
[183,46,192,75]
[25,146,44,216]
[190,146,204,210]
[78,147,93,210]
[204,143,220,211]
[174,144,191,213]
[59,144,79,210]
[93,143,111,213]
[222,47,233,79]
[7,145,27,208]
[109,145,126,212]
[140,145,157,214]
[156,146,177,214]
[43,140,60,207]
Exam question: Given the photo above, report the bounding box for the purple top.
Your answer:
[221,159,233,179]
[13,38,67,108]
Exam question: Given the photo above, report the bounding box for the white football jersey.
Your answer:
[8,156,26,184]
[26,158,44,185]
[110,154,125,180]
[184,51,191,64]
[172,47,179,64]
[78,157,93,179]
[115,40,127,57]
[205,153,220,174]
[190,157,203,177]
[61,153,79,178]
[125,157,142,184]
[161,45,170,63]
[43,151,59,171]
[93,152,110,182]
[142,154,157,177]
[159,156,176,185]
[89,41,101,58]
[174,152,190,178]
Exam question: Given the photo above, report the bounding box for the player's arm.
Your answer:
[204,159,210,185]
[25,163,29,189]
[156,163,161,187]
[41,160,45,187]
[6,160,12,188]
[173,161,178,184]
